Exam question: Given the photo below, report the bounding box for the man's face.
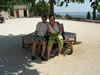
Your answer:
[42,17,47,23]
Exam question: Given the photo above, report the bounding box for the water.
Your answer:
[55,12,100,19]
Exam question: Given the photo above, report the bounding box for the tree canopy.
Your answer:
[48,0,100,19]
[0,0,50,16]
[0,0,100,19]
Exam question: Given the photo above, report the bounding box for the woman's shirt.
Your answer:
[48,22,59,34]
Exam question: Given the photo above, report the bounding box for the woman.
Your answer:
[47,15,63,59]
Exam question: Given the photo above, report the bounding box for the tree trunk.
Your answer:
[50,0,54,15]
[93,8,96,20]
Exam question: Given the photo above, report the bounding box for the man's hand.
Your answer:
[34,39,37,43]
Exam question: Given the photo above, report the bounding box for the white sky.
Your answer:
[37,0,93,12]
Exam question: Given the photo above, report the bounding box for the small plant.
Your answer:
[65,14,72,19]
[96,15,100,20]
[87,11,91,19]
[54,13,62,18]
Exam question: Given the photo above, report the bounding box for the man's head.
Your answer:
[42,15,47,23]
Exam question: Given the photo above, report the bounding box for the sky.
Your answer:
[54,1,93,12]
[37,0,94,12]
[37,0,93,12]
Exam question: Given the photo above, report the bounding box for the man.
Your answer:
[32,15,48,61]
[0,14,4,23]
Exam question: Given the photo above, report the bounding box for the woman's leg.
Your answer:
[47,38,55,58]
[47,46,52,58]
[58,35,63,56]
[58,47,62,56]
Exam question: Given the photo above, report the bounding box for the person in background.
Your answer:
[0,14,4,23]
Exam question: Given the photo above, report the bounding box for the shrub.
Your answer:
[96,15,100,20]
[65,14,72,19]
[54,13,62,18]
[87,11,91,19]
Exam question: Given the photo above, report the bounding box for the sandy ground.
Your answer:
[0,18,100,75]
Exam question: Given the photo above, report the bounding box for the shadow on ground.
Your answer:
[74,41,82,45]
[0,34,82,75]
[0,34,41,75]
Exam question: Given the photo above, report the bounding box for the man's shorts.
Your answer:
[37,36,46,42]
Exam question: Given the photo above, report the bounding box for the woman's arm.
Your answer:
[57,22,63,36]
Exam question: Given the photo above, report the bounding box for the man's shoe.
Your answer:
[45,56,50,61]
[31,56,36,60]
[41,56,45,61]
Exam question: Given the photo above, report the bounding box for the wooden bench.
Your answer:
[22,32,76,54]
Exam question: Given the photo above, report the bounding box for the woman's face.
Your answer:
[50,16,55,25]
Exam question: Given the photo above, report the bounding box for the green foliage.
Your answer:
[36,1,50,16]
[65,14,72,19]
[29,1,50,16]
[54,13,62,18]
[96,15,100,20]
[87,11,91,19]
[0,0,50,16]
[97,6,100,13]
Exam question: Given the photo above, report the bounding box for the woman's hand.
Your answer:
[52,36,58,39]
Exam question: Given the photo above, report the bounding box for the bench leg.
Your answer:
[70,41,73,50]
[74,35,76,44]
[65,41,73,55]
[22,37,24,48]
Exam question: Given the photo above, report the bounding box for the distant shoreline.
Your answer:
[55,12,100,19]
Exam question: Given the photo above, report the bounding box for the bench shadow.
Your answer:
[45,40,82,58]
[74,41,82,45]
[0,34,41,75]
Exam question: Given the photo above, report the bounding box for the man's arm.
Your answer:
[34,22,39,41]
[35,31,37,40]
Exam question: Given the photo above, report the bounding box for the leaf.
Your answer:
[54,0,56,5]
[71,0,75,3]
[60,1,64,6]
[65,3,68,7]
[97,6,100,13]
[89,0,92,2]
[64,0,67,2]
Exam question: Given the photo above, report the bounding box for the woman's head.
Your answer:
[49,15,55,25]
[49,15,55,21]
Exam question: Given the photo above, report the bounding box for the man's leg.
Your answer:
[41,41,46,57]
[32,41,37,60]
[40,41,46,61]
